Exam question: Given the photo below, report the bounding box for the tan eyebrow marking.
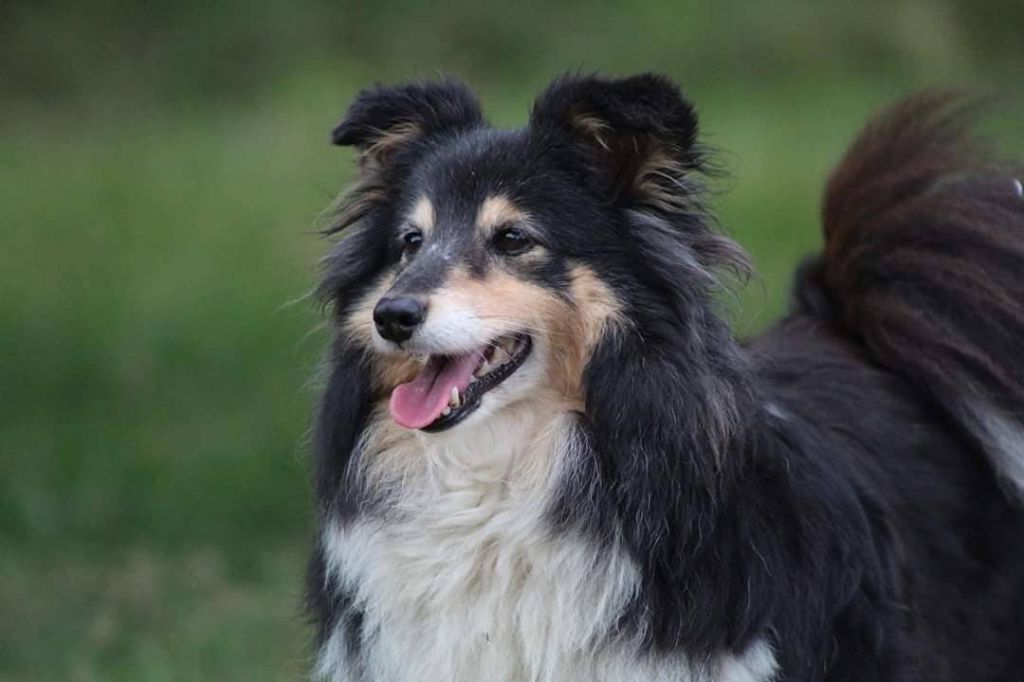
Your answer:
[408,195,435,233]
[476,194,528,235]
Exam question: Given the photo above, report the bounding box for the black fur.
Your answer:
[309,74,1024,679]
[330,78,483,150]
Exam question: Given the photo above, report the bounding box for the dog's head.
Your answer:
[320,74,747,435]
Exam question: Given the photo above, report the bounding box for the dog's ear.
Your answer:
[331,78,484,175]
[530,73,700,208]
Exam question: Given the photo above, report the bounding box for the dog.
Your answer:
[306,73,1024,681]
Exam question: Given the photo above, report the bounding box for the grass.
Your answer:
[1,97,334,680]
[1,544,309,681]
[3,3,1023,678]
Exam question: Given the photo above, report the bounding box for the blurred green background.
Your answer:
[2,1,1022,679]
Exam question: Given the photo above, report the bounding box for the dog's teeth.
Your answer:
[449,386,461,408]
[441,406,451,417]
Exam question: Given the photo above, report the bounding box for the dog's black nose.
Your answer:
[373,297,426,343]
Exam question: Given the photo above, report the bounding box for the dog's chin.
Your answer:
[382,332,542,434]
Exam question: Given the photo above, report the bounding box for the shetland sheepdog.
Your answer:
[306,73,1024,681]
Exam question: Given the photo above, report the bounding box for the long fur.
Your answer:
[308,75,1024,681]
[814,93,1024,497]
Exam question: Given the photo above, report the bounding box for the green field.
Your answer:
[3,2,1022,679]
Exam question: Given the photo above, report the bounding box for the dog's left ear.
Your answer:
[530,73,700,207]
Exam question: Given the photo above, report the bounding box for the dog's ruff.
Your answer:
[316,406,775,681]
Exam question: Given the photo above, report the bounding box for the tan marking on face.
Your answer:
[434,264,622,406]
[408,195,435,234]
[545,265,623,403]
[442,266,557,325]
[476,195,529,236]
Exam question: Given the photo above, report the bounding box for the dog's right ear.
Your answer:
[331,79,484,176]
[529,73,701,210]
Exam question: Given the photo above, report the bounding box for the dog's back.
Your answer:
[766,94,1024,680]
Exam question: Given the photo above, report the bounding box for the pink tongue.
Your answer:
[389,352,484,429]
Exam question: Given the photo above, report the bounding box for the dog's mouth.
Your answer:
[388,333,533,432]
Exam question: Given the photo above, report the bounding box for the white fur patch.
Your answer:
[763,402,789,422]
[967,401,1024,498]
[315,405,776,681]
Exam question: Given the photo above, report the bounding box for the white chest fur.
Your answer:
[315,407,776,682]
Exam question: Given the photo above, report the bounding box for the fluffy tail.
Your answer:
[812,92,1024,497]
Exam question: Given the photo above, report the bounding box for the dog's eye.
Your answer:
[401,231,423,258]
[492,227,533,256]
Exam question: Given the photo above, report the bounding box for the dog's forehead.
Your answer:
[409,128,539,227]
